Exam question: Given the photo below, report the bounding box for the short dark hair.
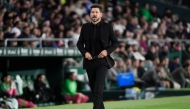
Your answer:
[160,57,168,63]
[183,62,190,68]
[14,21,20,27]
[23,26,29,30]
[90,4,103,12]
[1,73,10,82]
[157,63,163,68]
[173,56,179,60]
[82,13,88,18]
[37,74,44,80]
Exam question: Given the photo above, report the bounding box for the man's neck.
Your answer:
[92,19,101,25]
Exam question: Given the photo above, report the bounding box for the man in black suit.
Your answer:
[77,4,118,109]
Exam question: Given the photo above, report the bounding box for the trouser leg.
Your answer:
[93,66,108,109]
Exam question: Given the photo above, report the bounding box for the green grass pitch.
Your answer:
[26,96,190,109]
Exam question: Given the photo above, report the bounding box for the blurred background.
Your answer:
[0,0,190,107]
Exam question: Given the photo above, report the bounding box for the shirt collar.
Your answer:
[91,20,101,27]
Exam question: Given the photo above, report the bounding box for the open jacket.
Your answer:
[77,21,118,69]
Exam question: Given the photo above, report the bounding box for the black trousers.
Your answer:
[86,58,108,109]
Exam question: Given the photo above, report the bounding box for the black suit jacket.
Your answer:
[77,21,118,69]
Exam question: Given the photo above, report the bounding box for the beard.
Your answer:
[91,17,100,22]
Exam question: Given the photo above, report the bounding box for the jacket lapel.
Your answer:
[100,21,106,49]
[88,23,91,46]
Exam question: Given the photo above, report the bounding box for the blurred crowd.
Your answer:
[159,0,190,8]
[0,0,190,90]
[0,0,92,48]
[104,0,190,89]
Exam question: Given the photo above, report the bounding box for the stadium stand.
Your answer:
[0,0,190,108]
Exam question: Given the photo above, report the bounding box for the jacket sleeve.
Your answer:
[77,24,87,57]
[106,24,119,55]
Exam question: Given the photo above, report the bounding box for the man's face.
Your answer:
[70,73,77,81]
[175,58,179,64]
[163,46,168,52]
[40,75,45,82]
[140,61,144,67]
[85,15,91,22]
[151,46,156,53]
[117,60,122,67]
[154,58,160,64]
[133,60,139,68]
[24,27,30,35]
[33,28,38,35]
[90,8,102,22]
[165,58,169,65]
[4,75,11,83]
[157,66,162,72]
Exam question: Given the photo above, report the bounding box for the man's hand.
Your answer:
[85,52,92,60]
[98,50,107,58]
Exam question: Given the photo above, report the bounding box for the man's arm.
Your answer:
[77,25,87,57]
[106,24,119,55]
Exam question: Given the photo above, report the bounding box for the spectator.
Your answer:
[182,44,190,64]
[34,7,44,24]
[62,72,89,104]
[12,1,21,17]
[159,45,169,58]
[0,74,36,108]
[139,46,146,56]
[172,62,190,88]
[113,5,123,19]
[150,5,160,18]
[154,21,167,36]
[72,26,81,46]
[139,3,156,22]
[17,26,31,47]
[75,2,87,17]
[113,20,126,38]
[132,6,140,18]
[116,42,128,60]
[139,35,148,52]
[145,46,157,61]
[55,31,64,47]
[34,74,66,104]
[125,57,132,67]
[107,66,119,85]
[132,44,139,52]
[6,33,17,47]
[138,60,146,78]
[151,57,160,69]
[186,59,190,63]
[141,64,168,88]
[18,26,30,38]
[81,13,91,24]
[125,44,133,59]
[114,57,127,73]
[2,26,18,47]
[127,58,145,88]
[4,0,15,11]
[161,57,181,88]
[169,56,180,73]
[164,8,173,18]
[0,30,4,47]
[11,21,22,37]
[126,17,138,32]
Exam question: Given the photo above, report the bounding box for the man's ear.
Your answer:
[100,12,103,17]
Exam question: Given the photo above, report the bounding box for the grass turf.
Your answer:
[26,96,190,109]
